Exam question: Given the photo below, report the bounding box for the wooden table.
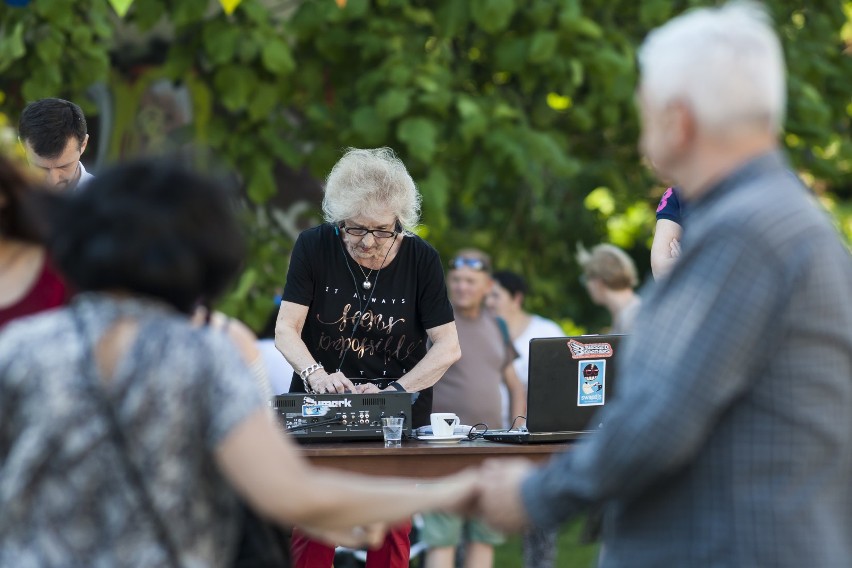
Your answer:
[299,439,572,478]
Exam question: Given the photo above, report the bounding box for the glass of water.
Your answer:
[382,416,404,448]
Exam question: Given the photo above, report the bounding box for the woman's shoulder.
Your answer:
[402,232,442,261]
[297,223,334,245]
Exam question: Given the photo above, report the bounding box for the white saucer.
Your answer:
[416,434,467,443]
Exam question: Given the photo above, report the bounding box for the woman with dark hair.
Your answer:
[0,155,69,327]
[0,159,476,566]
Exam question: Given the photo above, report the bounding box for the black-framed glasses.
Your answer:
[449,257,486,271]
[342,226,397,239]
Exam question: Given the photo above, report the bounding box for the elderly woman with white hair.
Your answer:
[275,147,461,568]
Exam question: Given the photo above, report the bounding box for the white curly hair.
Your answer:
[322,147,421,232]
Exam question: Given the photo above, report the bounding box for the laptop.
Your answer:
[482,334,623,444]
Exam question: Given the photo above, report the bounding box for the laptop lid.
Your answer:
[525,334,624,434]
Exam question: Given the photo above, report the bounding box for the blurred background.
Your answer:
[1,0,850,334]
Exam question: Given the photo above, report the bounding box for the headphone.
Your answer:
[334,222,382,372]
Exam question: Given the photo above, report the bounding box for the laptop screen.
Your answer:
[526,335,623,434]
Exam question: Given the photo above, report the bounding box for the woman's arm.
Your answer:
[215,409,477,529]
[650,219,683,279]
[363,321,460,394]
[274,300,357,393]
[504,364,527,428]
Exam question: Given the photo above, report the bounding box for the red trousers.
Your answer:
[290,521,412,568]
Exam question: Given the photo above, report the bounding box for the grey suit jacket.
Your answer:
[522,152,852,567]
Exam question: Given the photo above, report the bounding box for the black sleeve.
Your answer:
[655,187,682,225]
[417,243,454,330]
[281,229,316,307]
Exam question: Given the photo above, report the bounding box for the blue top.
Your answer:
[655,186,682,225]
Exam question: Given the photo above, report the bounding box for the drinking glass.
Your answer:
[382,416,404,448]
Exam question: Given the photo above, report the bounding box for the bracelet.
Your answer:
[386,381,406,393]
[300,363,324,393]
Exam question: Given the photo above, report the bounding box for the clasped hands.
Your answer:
[307,459,537,550]
[308,371,394,395]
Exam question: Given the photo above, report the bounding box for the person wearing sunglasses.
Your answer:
[275,147,461,568]
[423,248,526,568]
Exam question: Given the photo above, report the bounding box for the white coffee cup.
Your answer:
[430,412,460,437]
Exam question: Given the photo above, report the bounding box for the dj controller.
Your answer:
[272,392,413,443]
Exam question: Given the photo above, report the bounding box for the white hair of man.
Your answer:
[322,147,422,231]
[638,1,786,133]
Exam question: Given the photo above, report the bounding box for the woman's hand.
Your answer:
[356,382,382,394]
[421,468,481,516]
[308,370,358,394]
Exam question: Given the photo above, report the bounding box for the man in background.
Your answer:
[424,249,525,568]
[475,4,852,567]
[18,98,92,191]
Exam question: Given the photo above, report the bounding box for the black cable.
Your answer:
[284,415,344,433]
[334,225,397,373]
[509,415,528,430]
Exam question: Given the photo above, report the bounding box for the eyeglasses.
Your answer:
[449,257,487,271]
[342,226,397,239]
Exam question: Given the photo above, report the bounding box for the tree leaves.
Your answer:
[261,38,295,75]
[470,0,516,34]
[397,116,438,163]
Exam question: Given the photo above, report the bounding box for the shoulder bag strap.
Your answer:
[70,310,183,568]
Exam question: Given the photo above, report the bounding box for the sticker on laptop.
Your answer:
[578,360,606,406]
[567,339,613,359]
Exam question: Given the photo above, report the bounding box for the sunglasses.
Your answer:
[449,257,487,271]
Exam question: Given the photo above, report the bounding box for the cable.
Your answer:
[334,225,397,372]
[285,415,344,433]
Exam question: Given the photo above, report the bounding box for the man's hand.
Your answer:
[475,459,534,533]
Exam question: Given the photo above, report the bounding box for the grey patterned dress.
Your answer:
[0,294,265,567]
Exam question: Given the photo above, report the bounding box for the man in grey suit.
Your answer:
[474,3,852,566]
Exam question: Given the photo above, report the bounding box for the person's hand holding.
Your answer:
[475,459,534,533]
[309,370,357,394]
[422,468,481,516]
[670,238,681,259]
[299,522,387,549]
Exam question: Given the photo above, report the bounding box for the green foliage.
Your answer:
[1,0,850,331]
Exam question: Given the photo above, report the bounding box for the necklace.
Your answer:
[356,264,374,290]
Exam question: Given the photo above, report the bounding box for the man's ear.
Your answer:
[79,134,89,155]
[667,100,696,153]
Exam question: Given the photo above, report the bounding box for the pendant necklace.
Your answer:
[356,264,374,290]
[351,234,398,291]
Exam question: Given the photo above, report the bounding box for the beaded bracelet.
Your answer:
[299,363,324,393]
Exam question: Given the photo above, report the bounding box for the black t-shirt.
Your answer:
[282,224,454,426]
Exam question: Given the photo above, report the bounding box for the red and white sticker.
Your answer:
[567,339,613,359]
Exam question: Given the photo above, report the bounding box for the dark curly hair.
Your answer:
[48,158,245,314]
